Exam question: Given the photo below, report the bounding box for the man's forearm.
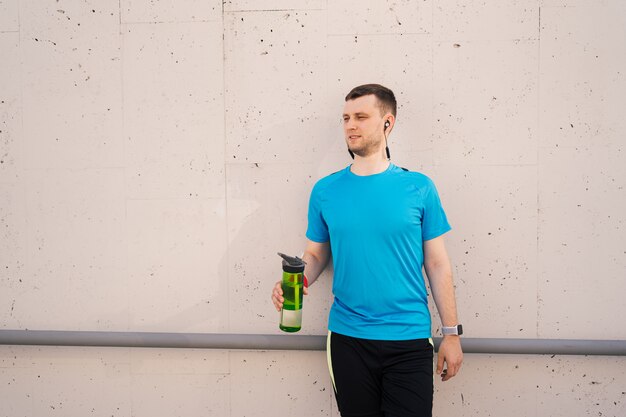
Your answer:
[302,249,330,286]
[425,262,459,327]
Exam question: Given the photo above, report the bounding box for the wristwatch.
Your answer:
[442,324,463,336]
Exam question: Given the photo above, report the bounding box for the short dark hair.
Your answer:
[345,84,397,117]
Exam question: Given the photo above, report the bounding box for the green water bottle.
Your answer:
[278,252,306,333]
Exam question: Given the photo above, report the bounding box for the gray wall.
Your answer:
[1,0,625,416]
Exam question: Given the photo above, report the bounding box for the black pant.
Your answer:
[327,331,434,417]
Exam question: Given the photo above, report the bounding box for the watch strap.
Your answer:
[442,324,463,336]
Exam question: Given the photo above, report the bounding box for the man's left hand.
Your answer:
[436,335,463,382]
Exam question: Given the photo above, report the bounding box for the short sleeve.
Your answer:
[421,178,452,241]
[305,182,330,243]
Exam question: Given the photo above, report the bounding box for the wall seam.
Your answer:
[117,0,131,336]
[535,10,542,417]
[221,3,233,416]
[117,1,135,413]
[221,2,230,333]
[536,5,542,343]
[430,0,435,167]
[16,0,26,333]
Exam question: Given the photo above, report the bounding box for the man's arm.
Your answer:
[301,239,331,286]
[423,235,463,381]
[271,239,331,311]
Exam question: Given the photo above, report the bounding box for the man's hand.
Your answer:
[436,335,463,382]
[271,280,309,312]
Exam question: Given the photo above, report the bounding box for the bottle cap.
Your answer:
[277,252,306,273]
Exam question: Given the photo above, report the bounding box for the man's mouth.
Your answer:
[348,135,361,140]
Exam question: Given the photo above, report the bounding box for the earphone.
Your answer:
[384,120,391,160]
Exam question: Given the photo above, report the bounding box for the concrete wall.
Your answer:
[1,1,625,416]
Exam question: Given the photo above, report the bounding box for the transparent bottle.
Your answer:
[277,252,306,333]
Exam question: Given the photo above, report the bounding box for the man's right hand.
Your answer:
[271,280,284,311]
[271,280,309,312]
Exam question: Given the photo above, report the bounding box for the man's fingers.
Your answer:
[272,296,283,311]
[271,281,284,312]
[442,367,457,381]
[440,360,462,381]
[274,281,283,299]
[272,290,283,305]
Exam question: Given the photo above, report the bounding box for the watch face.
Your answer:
[457,324,463,336]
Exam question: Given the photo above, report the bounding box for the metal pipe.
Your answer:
[457,337,626,356]
[0,330,325,351]
[0,330,625,356]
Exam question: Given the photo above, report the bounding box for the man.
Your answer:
[271,84,463,417]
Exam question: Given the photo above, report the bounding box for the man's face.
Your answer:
[342,95,386,158]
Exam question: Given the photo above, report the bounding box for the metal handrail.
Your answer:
[0,330,625,356]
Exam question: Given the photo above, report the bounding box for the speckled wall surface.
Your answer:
[1,1,625,416]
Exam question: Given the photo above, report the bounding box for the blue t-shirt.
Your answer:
[306,163,451,340]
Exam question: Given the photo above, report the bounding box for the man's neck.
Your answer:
[350,152,390,176]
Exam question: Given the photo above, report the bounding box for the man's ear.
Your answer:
[383,114,395,131]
